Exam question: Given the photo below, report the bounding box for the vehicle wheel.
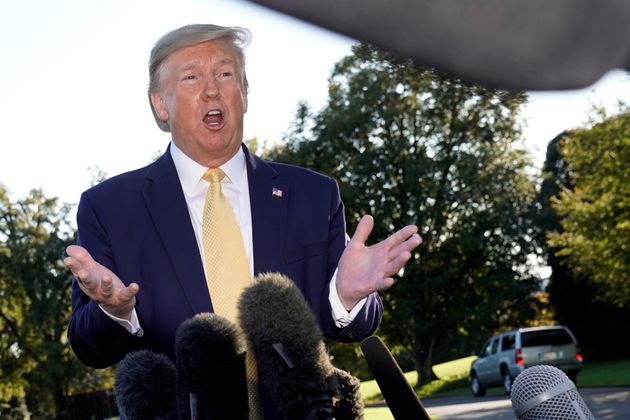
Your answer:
[502,371,513,395]
[471,373,486,397]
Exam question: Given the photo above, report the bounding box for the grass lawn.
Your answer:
[576,357,630,387]
[361,356,630,419]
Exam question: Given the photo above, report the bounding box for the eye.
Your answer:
[183,74,197,81]
[218,71,233,78]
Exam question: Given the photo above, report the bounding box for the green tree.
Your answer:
[0,187,113,418]
[268,44,540,384]
[547,112,630,307]
[536,131,630,358]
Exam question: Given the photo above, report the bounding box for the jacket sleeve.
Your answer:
[319,177,383,342]
[67,191,144,368]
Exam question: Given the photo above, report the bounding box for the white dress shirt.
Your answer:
[102,143,365,332]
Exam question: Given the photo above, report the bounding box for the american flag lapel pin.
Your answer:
[272,187,283,197]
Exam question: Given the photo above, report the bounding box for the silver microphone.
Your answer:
[511,364,595,420]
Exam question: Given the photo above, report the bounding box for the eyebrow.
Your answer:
[179,61,201,73]
[178,58,235,73]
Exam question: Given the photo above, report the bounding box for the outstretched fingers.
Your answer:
[64,244,139,319]
[100,274,114,298]
[380,227,422,278]
[374,276,396,292]
[65,244,95,269]
[349,215,375,247]
[119,283,140,303]
[382,224,421,250]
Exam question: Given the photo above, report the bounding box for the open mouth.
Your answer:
[203,110,224,128]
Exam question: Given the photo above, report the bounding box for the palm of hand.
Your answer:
[336,215,421,310]
[64,245,139,319]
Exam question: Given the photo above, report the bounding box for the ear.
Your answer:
[241,72,249,114]
[150,91,169,122]
[242,90,248,114]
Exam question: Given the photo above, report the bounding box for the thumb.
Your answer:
[128,282,140,295]
[350,215,374,246]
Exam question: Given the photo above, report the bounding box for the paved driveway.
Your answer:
[419,387,630,419]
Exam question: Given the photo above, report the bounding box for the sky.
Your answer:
[1,0,629,206]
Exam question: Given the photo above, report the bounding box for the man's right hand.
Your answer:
[64,245,139,320]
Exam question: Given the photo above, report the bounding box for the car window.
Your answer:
[502,334,516,351]
[491,338,500,354]
[521,329,573,347]
[481,340,492,357]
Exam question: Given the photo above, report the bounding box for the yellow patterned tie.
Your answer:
[202,167,264,420]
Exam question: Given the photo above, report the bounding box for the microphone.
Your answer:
[175,312,249,420]
[238,272,341,420]
[331,367,365,420]
[360,335,430,420]
[114,350,177,419]
[511,364,595,420]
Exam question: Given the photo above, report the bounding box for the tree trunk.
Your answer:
[412,335,437,386]
[53,382,68,419]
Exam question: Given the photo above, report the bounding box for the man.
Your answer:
[65,24,421,418]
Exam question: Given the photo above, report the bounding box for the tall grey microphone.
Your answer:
[511,365,595,420]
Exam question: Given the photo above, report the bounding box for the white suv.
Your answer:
[470,325,583,396]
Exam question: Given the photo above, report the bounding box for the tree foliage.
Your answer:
[536,130,630,358]
[0,187,113,418]
[267,44,540,384]
[547,112,630,307]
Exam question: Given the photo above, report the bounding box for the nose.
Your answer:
[204,78,220,99]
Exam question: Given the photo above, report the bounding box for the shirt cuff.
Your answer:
[329,269,367,328]
[98,305,144,337]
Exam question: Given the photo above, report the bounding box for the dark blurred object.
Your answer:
[175,313,249,420]
[63,390,118,420]
[332,367,365,420]
[247,0,630,90]
[115,350,176,419]
[360,336,430,420]
[239,273,339,420]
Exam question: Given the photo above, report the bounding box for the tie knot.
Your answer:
[203,167,226,184]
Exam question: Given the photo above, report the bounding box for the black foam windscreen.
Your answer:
[360,335,430,420]
[114,350,176,420]
[247,0,630,91]
[238,272,337,419]
[175,312,249,420]
[332,367,365,420]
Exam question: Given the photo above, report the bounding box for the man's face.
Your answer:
[150,39,248,167]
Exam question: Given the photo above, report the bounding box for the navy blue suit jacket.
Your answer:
[68,144,382,416]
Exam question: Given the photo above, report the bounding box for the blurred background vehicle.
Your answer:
[470,325,582,396]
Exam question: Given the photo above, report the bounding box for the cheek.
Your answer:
[166,94,193,118]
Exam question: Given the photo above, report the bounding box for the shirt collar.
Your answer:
[170,142,247,197]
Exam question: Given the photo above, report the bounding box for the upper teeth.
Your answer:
[207,110,220,116]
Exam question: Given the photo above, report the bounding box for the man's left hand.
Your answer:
[336,215,422,310]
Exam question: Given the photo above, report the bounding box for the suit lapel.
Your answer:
[142,148,211,314]
[244,146,289,275]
